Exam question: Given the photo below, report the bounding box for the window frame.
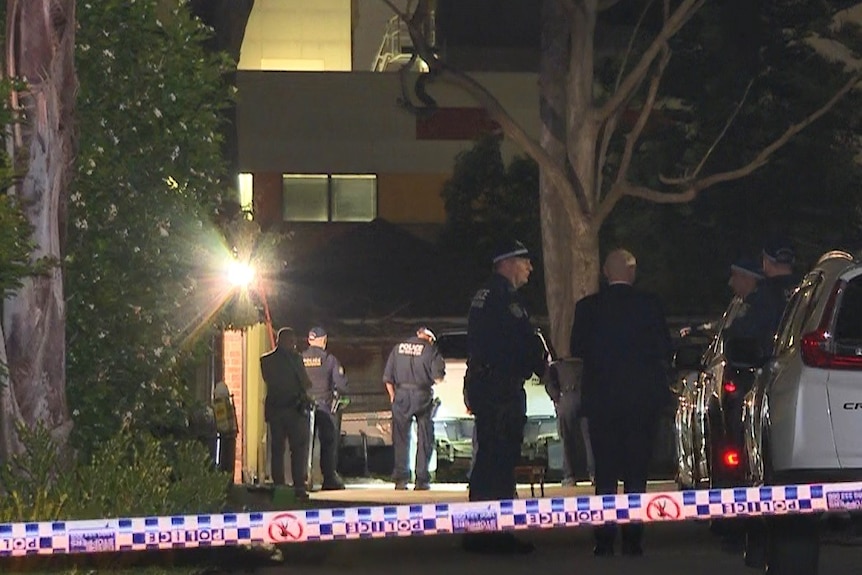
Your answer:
[281,173,378,223]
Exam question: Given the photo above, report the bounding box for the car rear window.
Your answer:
[835,277,862,347]
[436,333,467,360]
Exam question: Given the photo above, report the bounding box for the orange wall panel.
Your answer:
[377,173,448,224]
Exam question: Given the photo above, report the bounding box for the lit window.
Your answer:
[238,173,253,216]
[283,175,328,222]
[282,174,376,222]
[331,175,376,222]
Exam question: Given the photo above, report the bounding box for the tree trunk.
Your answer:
[1,0,76,459]
[539,0,601,354]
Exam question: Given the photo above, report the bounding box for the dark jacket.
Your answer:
[724,273,800,356]
[260,347,312,421]
[467,273,545,387]
[570,283,672,419]
[302,346,349,406]
[383,336,445,389]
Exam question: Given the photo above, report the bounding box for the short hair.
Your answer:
[276,327,295,345]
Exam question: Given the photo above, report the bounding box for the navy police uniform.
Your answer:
[465,244,545,503]
[301,326,349,489]
[383,330,445,488]
[260,328,313,494]
[724,240,800,356]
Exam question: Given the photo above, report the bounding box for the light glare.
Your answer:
[227,261,255,288]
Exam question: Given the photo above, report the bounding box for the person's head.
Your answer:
[762,237,795,278]
[728,257,763,299]
[276,327,297,351]
[492,239,533,289]
[308,326,328,349]
[416,326,436,344]
[603,249,637,285]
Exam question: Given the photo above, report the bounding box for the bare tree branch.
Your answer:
[594,45,671,225]
[384,0,590,219]
[660,72,861,192]
[686,77,756,182]
[595,0,704,121]
[623,182,697,203]
[595,0,655,198]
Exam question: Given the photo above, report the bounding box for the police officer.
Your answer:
[725,237,800,355]
[302,326,348,491]
[463,240,546,554]
[383,326,445,491]
[260,327,314,499]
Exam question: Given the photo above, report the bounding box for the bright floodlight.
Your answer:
[226,260,256,288]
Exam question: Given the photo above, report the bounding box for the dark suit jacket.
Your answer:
[569,283,672,419]
[260,347,312,421]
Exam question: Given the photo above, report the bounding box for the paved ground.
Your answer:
[255,521,861,575]
[235,480,861,575]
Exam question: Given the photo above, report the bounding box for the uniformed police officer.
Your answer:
[383,326,445,491]
[260,327,314,499]
[302,326,348,491]
[725,238,800,355]
[463,240,546,554]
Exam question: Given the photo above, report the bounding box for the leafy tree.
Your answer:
[387,0,862,351]
[66,0,239,452]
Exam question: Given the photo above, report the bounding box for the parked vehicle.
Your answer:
[673,296,757,490]
[731,250,862,574]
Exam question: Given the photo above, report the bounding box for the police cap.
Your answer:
[730,257,764,279]
[763,237,795,266]
[492,239,531,264]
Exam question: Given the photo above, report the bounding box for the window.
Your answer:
[282,174,376,222]
[238,173,253,215]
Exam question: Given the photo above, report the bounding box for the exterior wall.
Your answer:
[236,70,539,174]
[222,330,245,483]
[239,0,352,71]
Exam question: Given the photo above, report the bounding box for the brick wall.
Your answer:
[223,330,245,483]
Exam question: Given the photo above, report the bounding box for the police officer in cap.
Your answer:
[725,237,800,355]
[383,326,445,490]
[302,326,348,490]
[463,239,546,554]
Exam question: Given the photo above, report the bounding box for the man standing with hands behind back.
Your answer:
[570,249,672,557]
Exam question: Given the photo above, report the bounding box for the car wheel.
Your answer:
[764,515,820,575]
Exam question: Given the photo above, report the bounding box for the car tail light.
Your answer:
[723,381,737,393]
[801,280,862,369]
[722,449,740,468]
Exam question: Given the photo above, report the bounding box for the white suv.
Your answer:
[730,250,862,574]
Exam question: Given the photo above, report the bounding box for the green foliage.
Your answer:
[0,427,228,523]
[0,428,228,574]
[439,135,546,311]
[66,0,244,452]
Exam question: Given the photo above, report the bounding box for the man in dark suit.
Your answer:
[260,327,314,499]
[570,249,672,557]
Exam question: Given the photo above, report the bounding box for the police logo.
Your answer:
[303,357,323,368]
[509,303,525,319]
[471,289,489,309]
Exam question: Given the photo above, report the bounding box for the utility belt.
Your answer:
[396,382,433,391]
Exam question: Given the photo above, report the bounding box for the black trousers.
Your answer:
[468,389,526,502]
[269,409,310,489]
[391,387,434,484]
[313,406,340,482]
[589,410,658,549]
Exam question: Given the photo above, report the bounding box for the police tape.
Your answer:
[3,481,862,557]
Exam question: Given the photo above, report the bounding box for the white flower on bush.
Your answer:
[75,218,88,230]
[154,108,162,118]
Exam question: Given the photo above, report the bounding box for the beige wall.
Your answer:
[378,173,448,224]
[239,0,352,71]
[236,70,540,174]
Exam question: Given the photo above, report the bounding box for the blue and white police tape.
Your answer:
[2,481,862,557]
